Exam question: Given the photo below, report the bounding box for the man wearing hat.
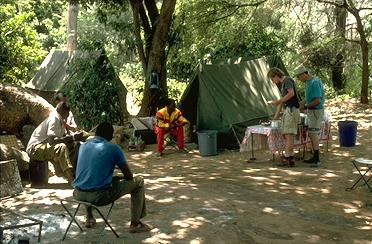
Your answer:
[294,66,325,167]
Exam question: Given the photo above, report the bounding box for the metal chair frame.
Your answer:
[346,158,372,192]
[60,199,119,241]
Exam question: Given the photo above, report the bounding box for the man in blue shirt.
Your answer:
[294,67,325,167]
[74,122,150,233]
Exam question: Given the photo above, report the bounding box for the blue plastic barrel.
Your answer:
[197,130,218,156]
[338,121,358,147]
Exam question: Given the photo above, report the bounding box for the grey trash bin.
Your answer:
[197,130,218,156]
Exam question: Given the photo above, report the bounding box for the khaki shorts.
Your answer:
[281,107,300,135]
[307,109,324,134]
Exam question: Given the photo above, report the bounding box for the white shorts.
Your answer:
[307,109,324,134]
[281,107,300,135]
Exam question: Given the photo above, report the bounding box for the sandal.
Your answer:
[85,217,96,228]
[129,221,152,233]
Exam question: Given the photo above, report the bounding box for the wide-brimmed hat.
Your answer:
[293,66,309,77]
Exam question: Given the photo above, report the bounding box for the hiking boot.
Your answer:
[304,157,316,164]
[288,156,295,167]
[273,157,290,167]
[156,152,163,157]
[309,161,321,168]
[282,156,295,167]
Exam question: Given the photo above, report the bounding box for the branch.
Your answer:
[315,0,345,8]
[139,4,151,34]
[358,7,372,11]
[201,0,267,24]
[130,0,147,74]
[139,3,152,58]
[144,0,159,27]
[222,0,267,8]
[345,38,360,44]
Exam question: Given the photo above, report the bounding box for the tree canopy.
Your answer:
[1,0,371,119]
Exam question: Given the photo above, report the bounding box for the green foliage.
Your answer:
[0,3,46,84]
[167,1,288,81]
[63,49,123,130]
[167,78,188,102]
[120,62,144,107]
[30,0,66,50]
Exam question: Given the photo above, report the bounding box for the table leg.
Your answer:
[250,135,256,160]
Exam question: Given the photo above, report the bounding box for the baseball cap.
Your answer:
[293,66,309,77]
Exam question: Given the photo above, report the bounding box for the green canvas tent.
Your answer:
[26,49,128,102]
[26,49,129,123]
[179,56,287,148]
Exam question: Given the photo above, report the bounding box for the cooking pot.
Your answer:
[270,120,281,128]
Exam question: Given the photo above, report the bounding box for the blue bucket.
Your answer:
[338,121,358,147]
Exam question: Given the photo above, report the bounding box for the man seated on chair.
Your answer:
[155,98,189,157]
[73,122,151,233]
[26,102,84,183]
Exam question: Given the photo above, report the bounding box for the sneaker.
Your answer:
[155,152,163,157]
[179,148,189,154]
[309,161,321,167]
[281,156,295,167]
[274,157,289,167]
[304,157,316,164]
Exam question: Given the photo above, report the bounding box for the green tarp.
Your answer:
[179,56,287,147]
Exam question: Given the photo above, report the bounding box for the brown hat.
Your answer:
[293,66,309,77]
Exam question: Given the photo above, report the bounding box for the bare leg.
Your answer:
[85,206,96,228]
[284,134,294,157]
[309,133,320,150]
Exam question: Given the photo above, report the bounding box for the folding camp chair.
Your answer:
[60,199,119,241]
[346,158,372,192]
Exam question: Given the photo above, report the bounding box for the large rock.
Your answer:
[0,144,30,171]
[0,83,53,136]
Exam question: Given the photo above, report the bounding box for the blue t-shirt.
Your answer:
[74,136,127,191]
[305,77,325,109]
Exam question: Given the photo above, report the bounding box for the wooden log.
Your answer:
[0,160,23,198]
[0,83,53,137]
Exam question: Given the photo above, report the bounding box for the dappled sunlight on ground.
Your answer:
[1,99,371,243]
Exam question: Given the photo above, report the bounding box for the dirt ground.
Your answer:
[1,98,371,244]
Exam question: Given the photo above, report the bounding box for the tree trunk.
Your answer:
[67,0,79,52]
[359,37,369,104]
[316,0,369,103]
[347,3,369,103]
[0,160,23,198]
[130,0,177,116]
[331,6,346,91]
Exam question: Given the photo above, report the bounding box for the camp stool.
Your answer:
[164,134,178,149]
[346,158,372,192]
[60,198,120,241]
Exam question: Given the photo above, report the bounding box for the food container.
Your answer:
[270,120,281,128]
[300,113,307,125]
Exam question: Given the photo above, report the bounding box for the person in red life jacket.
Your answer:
[155,98,189,157]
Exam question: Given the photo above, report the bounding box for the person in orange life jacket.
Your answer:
[155,98,189,156]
